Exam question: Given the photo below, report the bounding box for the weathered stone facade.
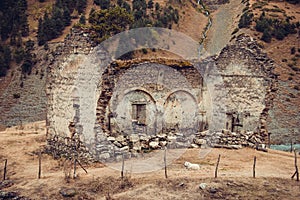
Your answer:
[46,29,277,161]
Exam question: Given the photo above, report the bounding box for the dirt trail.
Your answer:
[1,121,300,199]
[204,0,245,55]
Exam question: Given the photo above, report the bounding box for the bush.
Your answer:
[94,0,110,9]
[232,28,239,35]
[13,93,20,99]
[79,15,86,24]
[238,11,253,28]
[255,13,297,42]
[0,44,11,77]
[261,29,272,43]
[291,47,296,54]
[142,48,148,54]
[21,59,33,75]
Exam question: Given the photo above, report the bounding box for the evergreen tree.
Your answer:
[155,2,160,11]
[0,44,11,77]
[63,7,72,26]
[21,17,30,37]
[261,29,272,43]
[89,6,133,43]
[94,0,111,9]
[37,18,46,46]
[76,0,87,13]
[148,0,154,9]
[79,15,86,24]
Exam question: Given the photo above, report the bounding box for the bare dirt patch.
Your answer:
[1,121,300,199]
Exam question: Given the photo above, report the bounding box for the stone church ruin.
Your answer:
[46,29,276,161]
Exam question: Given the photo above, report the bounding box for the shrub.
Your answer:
[94,0,111,9]
[291,47,296,54]
[79,15,86,24]
[238,11,253,28]
[261,29,272,43]
[13,93,20,99]
[232,28,239,35]
[142,48,148,54]
[255,13,297,42]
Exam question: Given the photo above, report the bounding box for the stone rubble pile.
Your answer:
[194,129,265,149]
[44,129,266,162]
[102,129,265,153]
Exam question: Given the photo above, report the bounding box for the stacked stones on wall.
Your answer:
[193,129,265,149]
[46,28,277,161]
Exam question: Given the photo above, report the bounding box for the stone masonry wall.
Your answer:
[46,30,277,161]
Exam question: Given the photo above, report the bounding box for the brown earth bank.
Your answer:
[0,121,300,199]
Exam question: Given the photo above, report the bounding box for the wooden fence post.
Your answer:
[253,156,256,178]
[121,153,124,179]
[291,149,299,181]
[38,150,42,179]
[215,154,221,178]
[73,159,77,179]
[164,147,167,179]
[3,159,7,181]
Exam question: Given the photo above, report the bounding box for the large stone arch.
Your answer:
[110,88,157,136]
[95,59,204,137]
[123,88,157,103]
[163,90,199,135]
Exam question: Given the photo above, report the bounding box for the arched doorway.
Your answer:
[111,89,157,136]
[163,90,199,135]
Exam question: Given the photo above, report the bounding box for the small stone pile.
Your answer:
[45,134,95,162]
[193,129,265,149]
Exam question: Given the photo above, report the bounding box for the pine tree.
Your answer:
[63,7,72,26]
[148,0,154,9]
[37,18,46,46]
[79,15,86,24]
[21,17,30,37]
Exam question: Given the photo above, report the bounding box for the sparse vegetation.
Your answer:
[87,0,180,50]
[0,0,29,41]
[37,0,87,46]
[291,47,296,54]
[285,0,300,4]
[238,11,253,28]
[0,44,11,77]
[88,6,134,43]
[255,12,298,42]
[252,0,268,10]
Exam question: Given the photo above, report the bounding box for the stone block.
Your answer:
[149,141,160,149]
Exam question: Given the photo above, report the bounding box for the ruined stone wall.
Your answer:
[46,31,277,161]
[98,61,203,135]
[201,35,277,141]
[46,28,96,140]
